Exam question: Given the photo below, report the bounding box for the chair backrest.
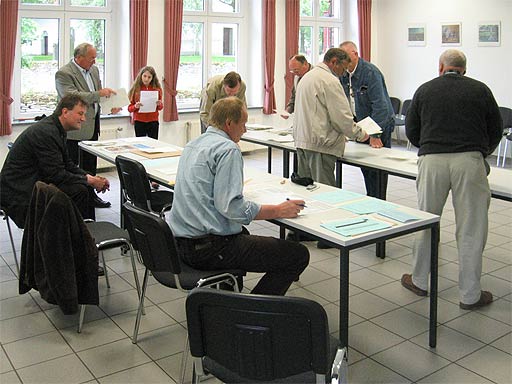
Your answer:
[186,288,331,383]
[499,106,512,130]
[389,97,401,115]
[401,99,412,117]
[122,202,182,275]
[115,155,153,212]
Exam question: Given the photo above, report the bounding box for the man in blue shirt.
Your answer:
[169,97,309,295]
[339,41,395,199]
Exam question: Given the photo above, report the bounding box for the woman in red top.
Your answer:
[128,66,163,139]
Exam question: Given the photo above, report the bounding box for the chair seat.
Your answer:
[152,262,246,290]
[150,190,174,212]
[202,335,339,383]
[85,221,130,250]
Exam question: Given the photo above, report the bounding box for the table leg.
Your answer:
[375,170,386,258]
[429,222,440,348]
[293,153,298,174]
[267,147,272,174]
[283,150,290,178]
[339,247,350,356]
[336,159,342,188]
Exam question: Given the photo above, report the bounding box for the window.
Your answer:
[299,0,343,64]
[178,0,243,109]
[14,0,111,120]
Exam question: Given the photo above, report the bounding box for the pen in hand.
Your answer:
[286,197,307,208]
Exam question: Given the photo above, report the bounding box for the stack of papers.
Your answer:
[314,190,362,205]
[378,209,420,223]
[341,199,396,214]
[356,116,383,135]
[321,217,391,236]
[246,123,272,130]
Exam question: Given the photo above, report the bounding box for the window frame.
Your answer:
[178,0,245,110]
[299,0,344,65]
[14,0,112,121]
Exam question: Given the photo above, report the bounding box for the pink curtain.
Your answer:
[262,0,276,114]
[0,0,19,136]
[285,0,299,105]
[357,0,372,61]
[163,0,183,122]
[130,0,149,81]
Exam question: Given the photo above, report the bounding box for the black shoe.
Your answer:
[98,266,105,276]
[286,231,314,242]
[93,194,111,208]
[317,241,334,249]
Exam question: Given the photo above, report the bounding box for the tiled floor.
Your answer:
[1,143,511,384]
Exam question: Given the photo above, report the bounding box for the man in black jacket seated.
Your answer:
[0,94,110,228]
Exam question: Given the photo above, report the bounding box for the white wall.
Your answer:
[371,0,512,107]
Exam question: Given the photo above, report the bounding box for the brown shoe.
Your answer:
[401,274,428,296]
[460,291,493,310]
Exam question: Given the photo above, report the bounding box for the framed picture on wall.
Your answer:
[408,24,426,46]
[441,22,461,46]
[478,21,500,46]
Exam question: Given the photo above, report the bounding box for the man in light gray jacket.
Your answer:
[55,42,119,208]
[293,48,369,186]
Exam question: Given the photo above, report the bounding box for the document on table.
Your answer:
[377,209,420,223]
[139,91,159,113]
[313,190,362,205]
[341,199,397,214]
[356,116,383,135]
[246,123,272,130]
[321,217,391,237]
[99,88,130,111]
[243,188,331,215]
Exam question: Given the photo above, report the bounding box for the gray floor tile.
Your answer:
[78,338,151,378]
[60,317,128,352]
[0,347,13,374]
[0,371,22,384]
[418,363,494,383]
[372,341,450,382]
[135,323,188,360]
[444,311,511,344]
[410,325,485,361]
[99,361,173,383]
[491,332,511,354]
[0,295,40,321]
[349,268,394,290]
[458,346,512,384]
[0,311,55,344]
[349,291,399,319]
[349,321,404,356]
[3,331,73,369]
[17,354,94,384]
[372,308,430,338]
[348,357,411,384]
[111,304,177,337]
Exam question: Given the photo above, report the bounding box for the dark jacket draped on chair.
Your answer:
[19,181,99,315]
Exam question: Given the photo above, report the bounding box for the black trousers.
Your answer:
[66,113,100,175]
[134,121,159,139]
[175,228,310,296]
[360,127,392,199]
[57,182,96,221]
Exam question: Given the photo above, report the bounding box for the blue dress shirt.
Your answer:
[169,127,261,238]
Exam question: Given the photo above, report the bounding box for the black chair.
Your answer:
[497,106,512,167]
[1,142,20,276]
[394,99,412,149]
[115,155,173,218]
[121,202,246,344]
[186,288,343,384]
[390,97,402,144]
[0,209,19,276]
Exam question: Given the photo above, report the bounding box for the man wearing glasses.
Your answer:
[282,55,312,118]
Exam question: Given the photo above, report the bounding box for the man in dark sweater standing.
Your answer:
[401,49,502,310]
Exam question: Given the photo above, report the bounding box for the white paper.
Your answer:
[99,88,130,111]
[356,116,383,135]
[139,91,159,113]
[246,123,272,130]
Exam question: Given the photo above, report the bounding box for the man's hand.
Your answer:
[99,88,116,97]
[110,107,122,114]
[278,199,305,218]
[369,137,383,148]
[86,174,110,193]
[357,132,370,143]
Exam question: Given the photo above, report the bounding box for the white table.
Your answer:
[80,137,442,360]
[241,131,512,201]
